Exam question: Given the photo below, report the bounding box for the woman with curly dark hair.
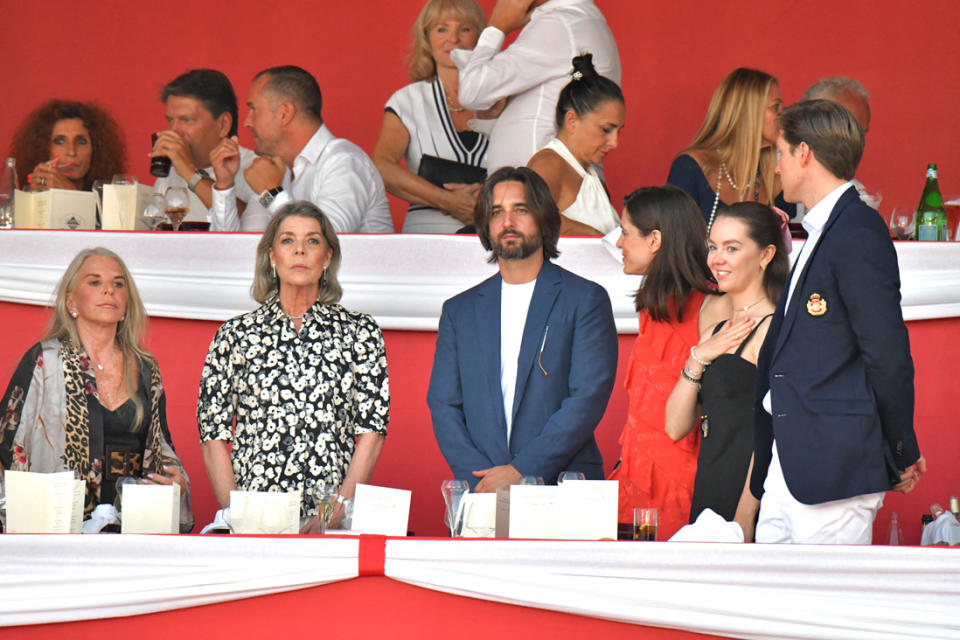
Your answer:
[8,99,128,191]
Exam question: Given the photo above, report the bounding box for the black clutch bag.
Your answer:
[417,154,487,187]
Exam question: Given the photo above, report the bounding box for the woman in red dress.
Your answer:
[608,185,728,539]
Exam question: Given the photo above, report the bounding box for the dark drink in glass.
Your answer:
[150,132,171,178]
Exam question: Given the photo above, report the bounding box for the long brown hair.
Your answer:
[623,186,715,322]
[8,99,128,190]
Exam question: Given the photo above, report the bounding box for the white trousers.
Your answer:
[755,442,884,544]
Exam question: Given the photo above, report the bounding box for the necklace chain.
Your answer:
[734,297,767,313]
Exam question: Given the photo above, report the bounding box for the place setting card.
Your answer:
[4,470,85,534]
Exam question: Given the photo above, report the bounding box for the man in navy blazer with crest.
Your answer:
[752,100,926,543]
[428,167,618,491]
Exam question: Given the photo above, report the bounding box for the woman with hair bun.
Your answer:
[0,248,193,532]
[665,202,789,541]
[527,53,624,236]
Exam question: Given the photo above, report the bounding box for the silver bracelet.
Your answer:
[683,366,704,379]
[680,368,701,389]
[690,346,712,367]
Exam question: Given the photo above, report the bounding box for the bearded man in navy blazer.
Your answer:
[428,166,618,491]
[753,100,926,543]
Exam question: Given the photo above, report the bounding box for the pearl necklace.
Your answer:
[720,163,739,190]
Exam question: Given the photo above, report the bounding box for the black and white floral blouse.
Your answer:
[197,299,389,505]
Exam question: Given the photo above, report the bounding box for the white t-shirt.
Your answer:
[500,279,537,443]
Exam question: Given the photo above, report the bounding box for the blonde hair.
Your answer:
[251,202,343,305]
[407,0,486,82]
[683,68,778,205]
[46,248,155,427]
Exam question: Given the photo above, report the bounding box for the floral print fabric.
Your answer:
[197,300,389,507]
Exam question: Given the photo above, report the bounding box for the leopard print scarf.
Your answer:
[59,339,165,516]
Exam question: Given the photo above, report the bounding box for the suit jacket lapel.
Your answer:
[511,261,561,423]
[772,186,858,361]
[475,273,508,443]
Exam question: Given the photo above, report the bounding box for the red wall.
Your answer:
[3,1,960,225]
[0,301,956,543]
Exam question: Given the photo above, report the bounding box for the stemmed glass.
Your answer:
[140,193,167,231]
[164,186,190,232]
[558,471,586,484]
[111,173,137,187]
[441,479,469,537]
[889,206,914,241]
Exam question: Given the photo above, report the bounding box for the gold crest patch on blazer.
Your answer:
[806,293,827,316]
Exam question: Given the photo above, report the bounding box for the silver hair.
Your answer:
[802,76,870,102]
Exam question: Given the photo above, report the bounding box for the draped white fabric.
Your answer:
[3,535,959,638]
[0,231,958,332]
[0,535,359,626]
[384,539,960,640]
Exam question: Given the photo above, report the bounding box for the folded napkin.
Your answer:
[200,508,232,534]
[82,504,121,534]
[669,508,745,543]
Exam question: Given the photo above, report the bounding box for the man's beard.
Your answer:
[492,230,542,260]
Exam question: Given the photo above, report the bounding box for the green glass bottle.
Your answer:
[915,163,948,241]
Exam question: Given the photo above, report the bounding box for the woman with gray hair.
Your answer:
[0,248,193,531]
[197,201,389,527]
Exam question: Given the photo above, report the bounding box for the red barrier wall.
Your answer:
[3,1,960,226]
[0,300,956,543]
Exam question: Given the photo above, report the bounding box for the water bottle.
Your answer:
[0,157,18,229]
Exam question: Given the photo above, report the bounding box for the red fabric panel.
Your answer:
[358,534,387,576]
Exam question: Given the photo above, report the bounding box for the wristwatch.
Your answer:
[258,186,284,208]
[187,169,210,193]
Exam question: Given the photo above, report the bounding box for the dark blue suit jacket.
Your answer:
[427,260,618,487]
[752,186,920,504]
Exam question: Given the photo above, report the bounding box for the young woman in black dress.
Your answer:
[665,202,788,541]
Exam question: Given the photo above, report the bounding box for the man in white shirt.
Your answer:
[452,0,620,171]
[209,65,393,233]
[150,69,268,229]
[427,166,617,491]
[752,100,925,544]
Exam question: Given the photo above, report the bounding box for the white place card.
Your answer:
[5,470,83,533]
[508,485,563,539]
[102,183,153,230]
[120,483,180,534]
[230,490,301,534]
[508,480,618,540]
[458,493,497,538]
[557,479,618,540]
[350,484,411,536]
[14,189,97,230]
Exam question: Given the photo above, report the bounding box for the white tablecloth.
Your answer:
[1,231,958,331]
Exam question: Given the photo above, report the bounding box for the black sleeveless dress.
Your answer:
[688,316,772,523]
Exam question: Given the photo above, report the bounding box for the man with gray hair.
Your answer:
[793,76,873,219]
[802,76,871,134]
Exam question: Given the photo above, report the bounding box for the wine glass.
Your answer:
[440,479,469,537]
[888,206,914,241]
[140,193,167,230]
[558,471,586,484]
[111,173,137,186]
[164,186,190,232]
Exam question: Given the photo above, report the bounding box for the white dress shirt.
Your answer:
[452,0,620,171]
[153,145,267,227]
[763,181,852,415]
[211,125,394,233]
